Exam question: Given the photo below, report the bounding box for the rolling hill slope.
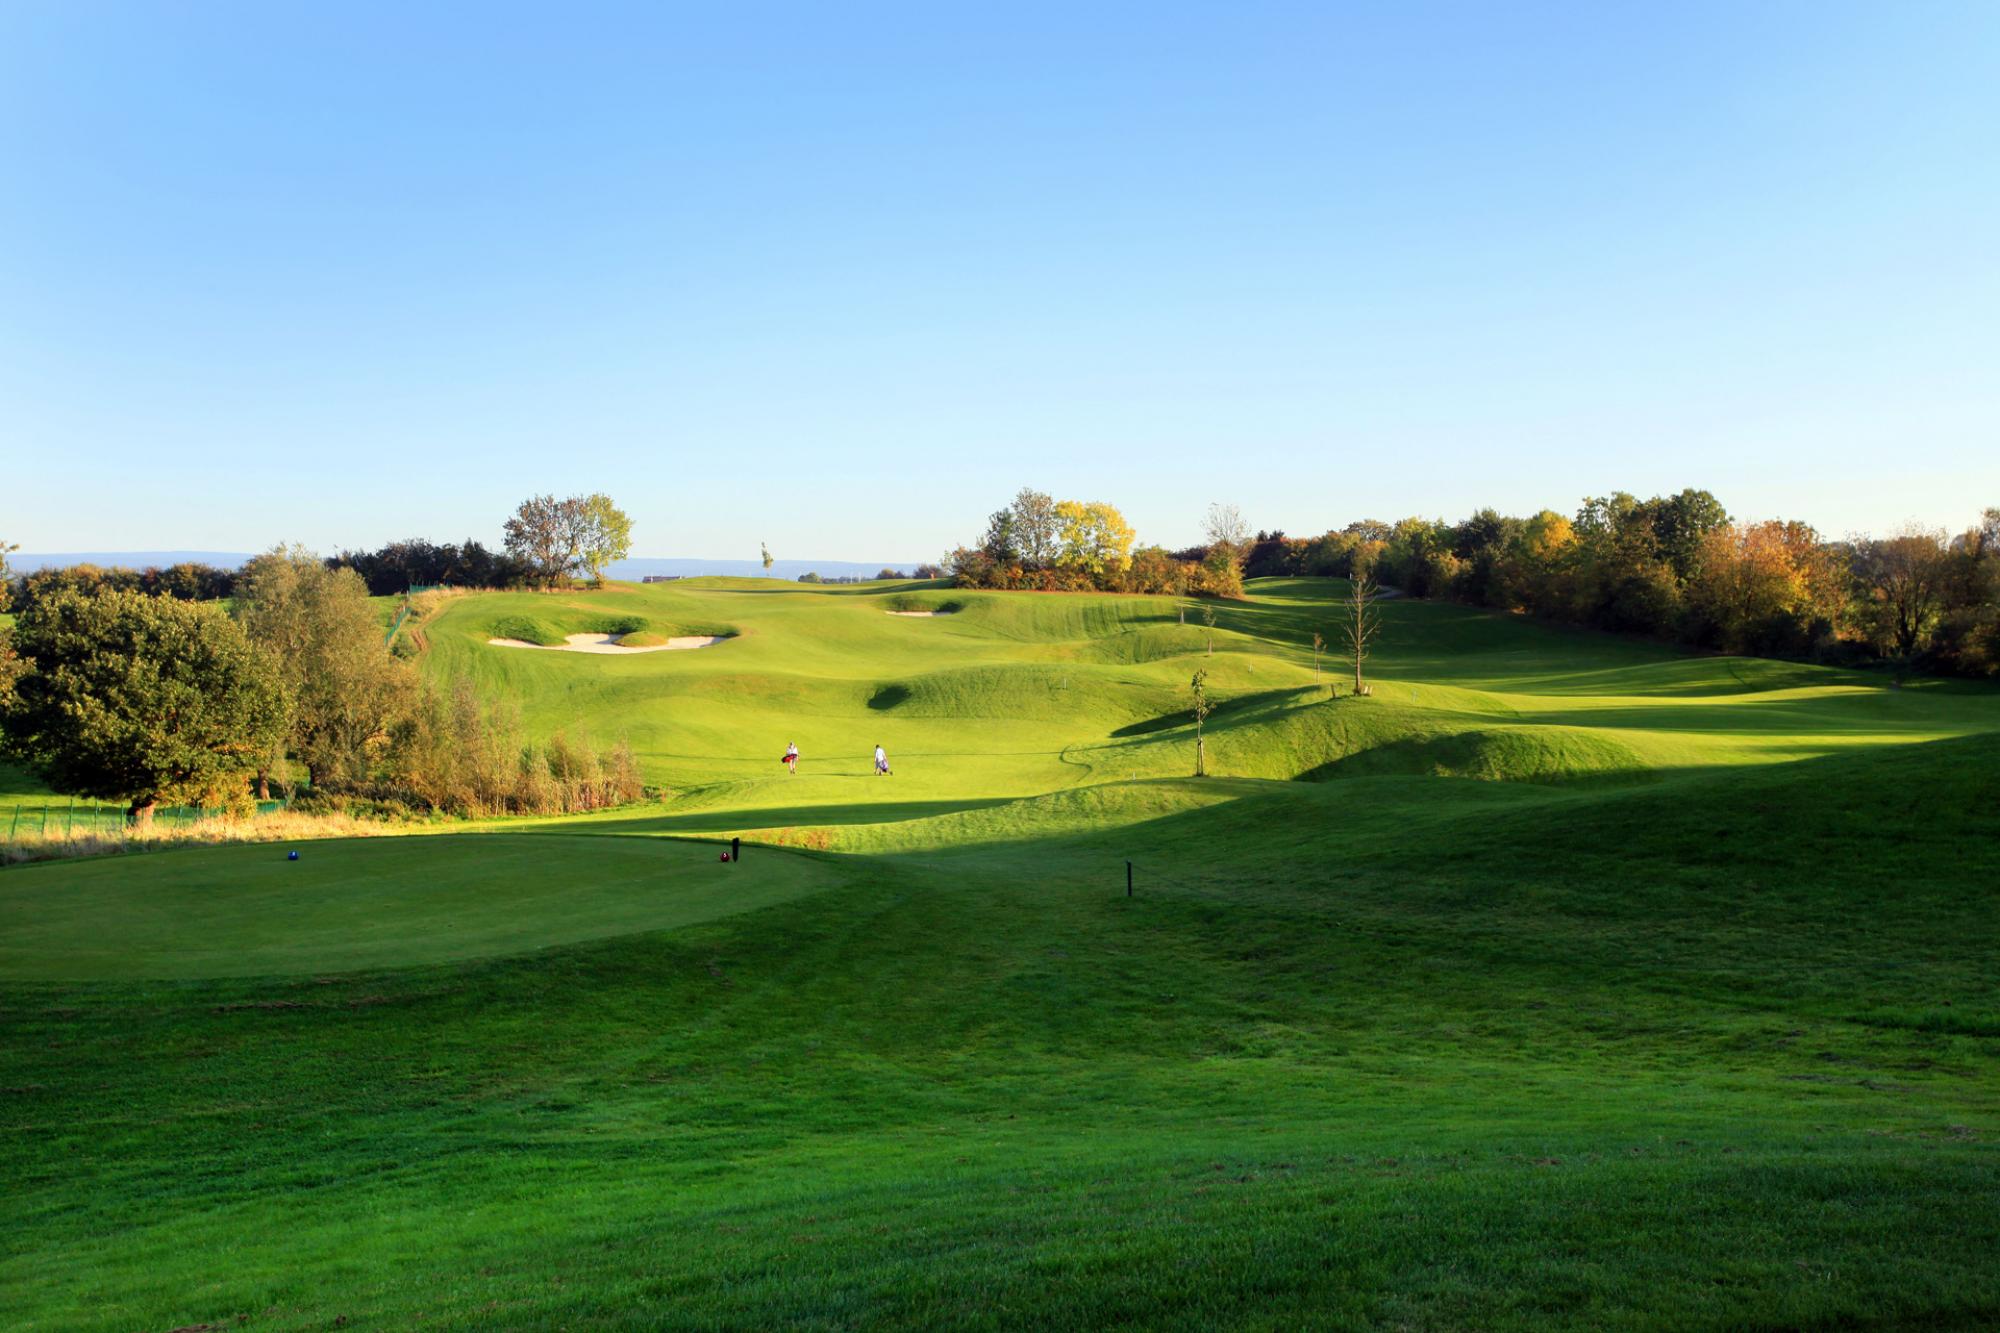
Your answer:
[418,575,2000,832]
[2,577,1997,1329]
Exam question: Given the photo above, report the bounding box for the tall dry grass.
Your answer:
[1,809,415,867]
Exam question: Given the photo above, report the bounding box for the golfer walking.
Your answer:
[783,741,799,774]
[874,743,891,776]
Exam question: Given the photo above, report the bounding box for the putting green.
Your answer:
[0,833,841,980]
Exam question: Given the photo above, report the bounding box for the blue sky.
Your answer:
[4,1,1996,560]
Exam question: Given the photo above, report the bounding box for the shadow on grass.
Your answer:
[549,796,1020,836]
[1110,687,1314,737]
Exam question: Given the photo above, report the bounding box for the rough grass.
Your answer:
[0,808,410,866]
[2,577,1997,1329]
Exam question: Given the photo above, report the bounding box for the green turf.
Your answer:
[0,834,839,981]
[2,577,1998,1329]
[419,577,1997,816]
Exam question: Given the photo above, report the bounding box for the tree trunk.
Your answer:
[1195,733,1205,778]
[256,771,271,801]
[128,799,157,827]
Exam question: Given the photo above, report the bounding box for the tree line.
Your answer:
[1235,492,2000,675]
[2,493,637,609]
[939,486,1997,675]
[0,545,644,825]
[945,490,1246,597]
[334,492,633,594]
[6,559,240,608]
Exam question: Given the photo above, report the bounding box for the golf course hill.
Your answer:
[416,575,1999,838]
[4,574,1998,1329]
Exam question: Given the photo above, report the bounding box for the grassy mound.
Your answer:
[1301,722,1651,784]
[488,612,567,645]
[882,593,966,615]
[616,629,669,647]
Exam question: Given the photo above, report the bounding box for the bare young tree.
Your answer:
[1189,668,1212,777]
[761,542,774,576]
[1312,630,1325,684]
[1345,572,1382,695]
[1204,502,1249,552]
[1201,601,1217,655]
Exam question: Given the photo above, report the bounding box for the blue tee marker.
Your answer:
[287,850,300,861]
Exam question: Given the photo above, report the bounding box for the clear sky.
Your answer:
[4,1,1996,561]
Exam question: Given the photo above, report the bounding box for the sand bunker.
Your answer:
[487,633,727,654]
[885,610,958,617]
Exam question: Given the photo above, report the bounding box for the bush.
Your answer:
[379,678,649,817]
[288,790,351,816]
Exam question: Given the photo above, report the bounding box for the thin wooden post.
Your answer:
[1126,861,1133,897]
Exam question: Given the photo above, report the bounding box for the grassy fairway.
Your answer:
[3,579,1997,1328]
[423,577,1997,811]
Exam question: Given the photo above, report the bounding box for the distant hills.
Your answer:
[9,553,930,582]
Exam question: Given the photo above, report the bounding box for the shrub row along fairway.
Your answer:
[2,577,1997,1329]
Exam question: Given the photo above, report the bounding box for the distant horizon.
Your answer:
[10,479,1998,581]
[4,551,934,579]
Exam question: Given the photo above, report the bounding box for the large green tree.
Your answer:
[503,493,633,585]
[2,588,289,822]
[234,546,413,790]
[577,493,633,582]
[1854,526,1952,658]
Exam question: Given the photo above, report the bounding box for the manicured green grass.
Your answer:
[0,834,840,981]
[420,578,1998,818]
[2,578,1997,1328]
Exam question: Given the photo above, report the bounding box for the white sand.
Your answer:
[487,633,727,654]
[885,610,958,617]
